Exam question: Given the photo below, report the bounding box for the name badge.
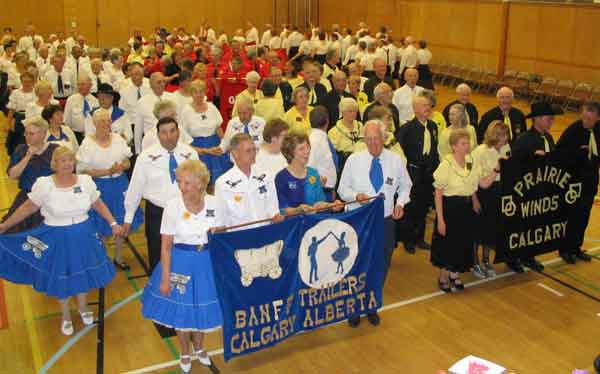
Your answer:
[73,186,82,194]
[206,209,215,217]
[385,177,393,186]
[258,185,267,194]
[296,117,303,122]
[288,181,297,190]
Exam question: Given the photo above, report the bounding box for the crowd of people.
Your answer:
[0,20,598,374]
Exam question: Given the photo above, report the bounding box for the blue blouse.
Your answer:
[8,143,57,192]
[275,167,326,210]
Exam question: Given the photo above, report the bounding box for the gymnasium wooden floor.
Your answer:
[1,86,599,374]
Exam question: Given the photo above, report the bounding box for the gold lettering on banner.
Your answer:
[508,221,567,250]
[513,166,571,198]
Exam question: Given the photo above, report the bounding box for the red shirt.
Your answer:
[217,66,248,130]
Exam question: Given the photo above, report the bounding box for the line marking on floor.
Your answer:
[537,283,564,297]
[121,246,600,374]
[21,287,44,372]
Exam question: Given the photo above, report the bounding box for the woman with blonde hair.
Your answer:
[0,146,119,336]
[471,120,510,278]
[328,97,364,169]
[431,129,497,292]
[141,159,221,373]
[283,86,313,135]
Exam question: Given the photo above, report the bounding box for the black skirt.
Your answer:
[431,195,475,273]
[417,64,434,90]
[476,182,500,248]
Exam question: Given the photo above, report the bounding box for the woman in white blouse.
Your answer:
[41,104,79,152]
[141,160,221,373]
[181,80,230,184]
[6,72,36,155]
[255,118,289,176]
[471,121,510,279]
[25,80,58,119]
[77,109,143,270]
[0,146,120,336]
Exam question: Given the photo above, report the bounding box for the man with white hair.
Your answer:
[118,63,151,125]
[43,53,76,102]
[399,36,418,85]
[64,74,99,143]
[220,97,265,152]
[133,72,175,154]
[478,86,526,144]
[392,68,424,125]
[442,83,479,128]
[36,44,51,77]
[338,119,412,327]
[88,58,109,94]
[364,82,400,130]
[397,93,439,254]
[363,57,394,102]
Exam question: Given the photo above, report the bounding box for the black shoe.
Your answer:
[523,258,544,272]
[367,312,380,326]
[507,259,525,273]
[417,241,431,250]
[348,316,361,328]
[113,259,131,271]
[576,251,592,262]
[438,280,452,293]
[560,253,577,265]
[404,244,416,254]
[449,275,464,291]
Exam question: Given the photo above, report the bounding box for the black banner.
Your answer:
[498,151,582,260]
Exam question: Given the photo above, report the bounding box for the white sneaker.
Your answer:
[80,311,94,326]
[179,355,192,373]
[61,320,74,336]
[472,264,486,279]
[195,349,212,366]
[484,264,497,278]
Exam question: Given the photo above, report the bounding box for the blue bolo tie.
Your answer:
[168,152,178,183]
[243,123,250,134]
[370,157,383,192]
[83,98,91,117]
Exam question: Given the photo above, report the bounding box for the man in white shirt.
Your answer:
[89,58,109,94]
[392,68,424,125]
[260,24,272,48]
[287,27,304,58]
[220,98,265,152]
[123,116,199,270]
[215,133,281,230]
[338,119,412,327]
[64,73,99,143]
[133,72,175,154]
[43,53,76,100]
[66,45,91,82]
[17,25,35,53]
[308,106,337,200]
[36,44,51,77]
[118,63,150,132]
[399,36,418,84]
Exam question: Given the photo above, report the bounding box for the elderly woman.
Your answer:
[256,118,289,175]
[77,109,143,270]
[471,121,510,278]
[3,117,59,232]
[25,80,58,119]
[283,86,313,135]
[328,97,364,169]
[347,74,369,116]
[85,83,133,144]
[6,72,36,155]
[141,160,221,373]
[180,80,230,184]
[231,71,263,118]
[437,103,477,160]
[41,104,79,152]
[431,129,497,292]
[275,133,342,214]
[0,146,119,336]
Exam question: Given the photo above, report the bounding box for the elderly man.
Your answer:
[322,49,340,81]
[220,97,266,152]
[215,133,282,230]
[64,74,99,144]
[43,53,75,102]
[392,68,424,125]
[269,66,293,111]
[124,116,198,272]
[346,62,368,91]
[508,101,563,273]
[66,45,90,82]
[363,57,394,102]
[118,63,151,126]
[133,72,175,154]
[364,82,400,130]
[324,71,352,126]
[442,83,479,128]
[299,61,328,107]
[397,93,439,254]
[339,119,412,327]
[556,101,599,264]
[478,86,526,144]
[35,44,50,77]
[89,58,109,94]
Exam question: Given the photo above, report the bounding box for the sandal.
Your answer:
[80,311,94,326]
[61,320,74,336]
[438,279,452,293]
[449,275,465,291]
[179,355,192,373]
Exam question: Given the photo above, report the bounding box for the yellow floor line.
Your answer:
[20,287,44,372]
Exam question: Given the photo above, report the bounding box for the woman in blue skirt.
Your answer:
[180,80,231,185]
[77,108,143,270]
[141,159,222,373]
[0,146,119,336]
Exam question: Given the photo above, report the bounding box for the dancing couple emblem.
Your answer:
[308,231,350,283]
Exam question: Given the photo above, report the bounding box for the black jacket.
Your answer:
[324,89,353,127]
[478,106,526,144]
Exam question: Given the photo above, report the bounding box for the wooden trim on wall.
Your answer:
[507,55,600,72]
[428,42,496,55]
[497,1,510,76]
